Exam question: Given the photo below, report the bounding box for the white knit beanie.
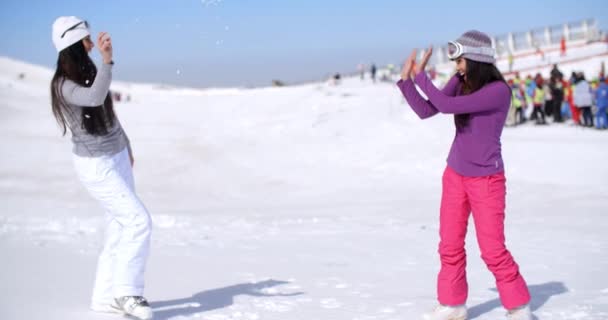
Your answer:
[454,30,496,64]
[52,16,90,52]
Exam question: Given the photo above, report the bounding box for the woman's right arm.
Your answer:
[396,75,460,119]
[61,63,113,107]
[397,78,439,119]
[61,32,114,107]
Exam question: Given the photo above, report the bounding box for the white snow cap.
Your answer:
[52,16,90,52]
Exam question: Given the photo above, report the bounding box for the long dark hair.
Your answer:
[50,40,115,136]
[455,58,507,128]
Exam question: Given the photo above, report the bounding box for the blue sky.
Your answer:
[0,0,606,87]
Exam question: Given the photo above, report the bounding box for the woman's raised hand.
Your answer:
[401,46,434,81]
[97,32,113,64]
[400,49,417,81]
[415,46,433,75]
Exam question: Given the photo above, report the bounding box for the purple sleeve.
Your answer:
[396,75,463,119]
[396,78,438,119]
[414,72,510,114]
[441,74,461,97]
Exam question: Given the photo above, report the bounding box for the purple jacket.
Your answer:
[397,72,510,177]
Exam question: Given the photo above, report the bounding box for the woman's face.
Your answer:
[82,36,94,53]
[455,57,467,80]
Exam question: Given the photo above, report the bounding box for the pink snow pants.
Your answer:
[437,166,530,310]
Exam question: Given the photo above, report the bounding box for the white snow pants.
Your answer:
[73,147,152,303]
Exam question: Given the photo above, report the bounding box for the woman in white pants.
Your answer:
[50,16,152,320]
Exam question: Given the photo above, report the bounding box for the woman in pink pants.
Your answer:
[396,30,532,320]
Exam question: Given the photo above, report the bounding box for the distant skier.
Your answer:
[508,78,525,125]
[396,30,533,320]
[595,77,608,129]
[531,74,547,125]
[549,68,565,123]
[330,72,341,85]
[550,64,563,81]
[50,16,153,320]
[357,63,365,80]
[573,73,594,127]
[370,63,377,83]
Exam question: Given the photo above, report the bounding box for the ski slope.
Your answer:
[1,50,608,320]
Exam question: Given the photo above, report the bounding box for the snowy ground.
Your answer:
[1,54,608,320]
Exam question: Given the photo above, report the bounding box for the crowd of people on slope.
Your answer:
[506,64,608,130]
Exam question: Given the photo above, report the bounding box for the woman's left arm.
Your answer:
[414,71,509,114]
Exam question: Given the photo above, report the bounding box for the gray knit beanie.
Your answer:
[454,30,496,64]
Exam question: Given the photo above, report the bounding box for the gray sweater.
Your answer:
[60,63,130,157]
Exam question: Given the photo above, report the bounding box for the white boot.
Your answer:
[423,304,467,320]
[113,296,153,320]
[507,304,532,320]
